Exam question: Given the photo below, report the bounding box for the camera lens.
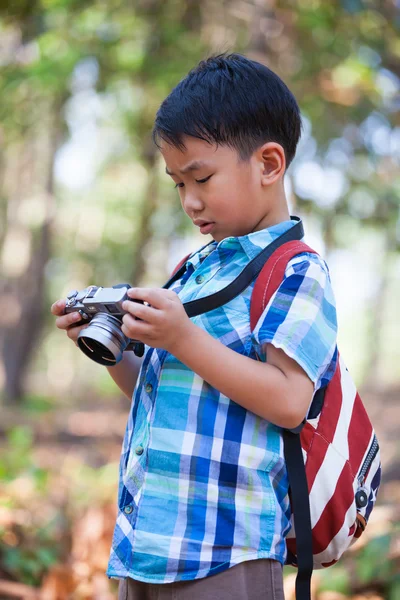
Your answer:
[79,338,116,363]
[77,313,130,366]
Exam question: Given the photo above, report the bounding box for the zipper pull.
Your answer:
[355,482,368,508]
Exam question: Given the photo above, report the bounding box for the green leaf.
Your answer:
[36,547,58,568]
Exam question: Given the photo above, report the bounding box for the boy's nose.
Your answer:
[182,192,204,215]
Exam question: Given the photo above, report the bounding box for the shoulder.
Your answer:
[257,249,336,315]
[283,250,332,284]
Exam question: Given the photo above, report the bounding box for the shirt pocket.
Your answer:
[177,264,225,302]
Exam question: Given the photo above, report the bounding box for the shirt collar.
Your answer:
[186,240,217,271]
[186,217,300,270]
[230,218,300,260]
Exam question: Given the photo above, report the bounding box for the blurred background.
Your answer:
[0,0,399,598]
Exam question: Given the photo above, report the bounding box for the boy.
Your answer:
[51,53,337,599]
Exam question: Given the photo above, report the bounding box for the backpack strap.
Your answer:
[250,241,317,329]
[171,253,192,278]
[249,240,320,600]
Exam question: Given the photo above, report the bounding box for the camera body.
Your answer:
[65,284,132,322]
[64,284,144,365]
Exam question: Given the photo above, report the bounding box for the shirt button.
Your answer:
[195,274,205,284]
[145,383,153,393]
[123,505,133,515]
[135,445,144,455]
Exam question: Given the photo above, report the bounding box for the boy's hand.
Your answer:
[121,288,193,355]
[50,298,90,347]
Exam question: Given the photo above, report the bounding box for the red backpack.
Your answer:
[250,240,382,595]
[168,225,382,600]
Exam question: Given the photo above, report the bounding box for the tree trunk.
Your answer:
[129,139,158,286]
[0,97,63,403]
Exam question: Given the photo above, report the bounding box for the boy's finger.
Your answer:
[67,323,89,343]
[50,299,66,315]
[122,300,154,321]
[55,312,82,329]
[127,287,169,309]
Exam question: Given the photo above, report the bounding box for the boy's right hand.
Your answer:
[50,298,90,347]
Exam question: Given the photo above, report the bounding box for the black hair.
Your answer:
[152,52,303,172]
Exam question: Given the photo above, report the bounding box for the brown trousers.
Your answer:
[118,558,285,600]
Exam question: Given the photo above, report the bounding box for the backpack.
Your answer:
[162,217,382,600]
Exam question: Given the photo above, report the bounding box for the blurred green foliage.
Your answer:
[0,0,399,597]
[0,426,48,489]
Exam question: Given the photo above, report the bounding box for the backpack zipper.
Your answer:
[358,434,379,485]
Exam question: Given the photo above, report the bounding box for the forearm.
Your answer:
[106,351,144,400]
[172,324,301,429]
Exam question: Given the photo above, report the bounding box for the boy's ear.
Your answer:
[257,142,286,186]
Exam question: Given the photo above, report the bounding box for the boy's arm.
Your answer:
[106,352,144,400]
[171,327,313,430]
[123,252,336,426]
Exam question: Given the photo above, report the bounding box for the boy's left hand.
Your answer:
[121,287,193,354]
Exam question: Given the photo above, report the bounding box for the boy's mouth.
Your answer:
[194,220,215,234]
[200,223,214,234]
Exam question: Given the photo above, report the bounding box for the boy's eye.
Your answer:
[174,175,212,189]
[196,175,212,184]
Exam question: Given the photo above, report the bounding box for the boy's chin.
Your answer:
[211,226,241,242]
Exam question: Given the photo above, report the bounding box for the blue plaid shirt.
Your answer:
[106,218,338,583]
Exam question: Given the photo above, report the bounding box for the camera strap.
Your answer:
[163,215,304,317]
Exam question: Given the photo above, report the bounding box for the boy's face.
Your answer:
[161,136,284,243]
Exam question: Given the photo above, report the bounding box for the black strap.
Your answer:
[283,430,313,600]
[163,216,304,317]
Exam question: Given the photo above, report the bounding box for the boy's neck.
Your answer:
[252,195,291,233]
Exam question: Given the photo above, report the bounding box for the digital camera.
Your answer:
[64,284,144,366]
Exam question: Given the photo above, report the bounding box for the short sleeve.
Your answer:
[251,252,338,392]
